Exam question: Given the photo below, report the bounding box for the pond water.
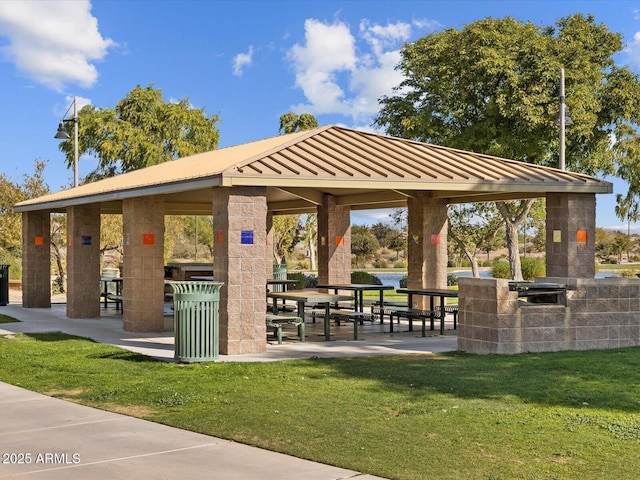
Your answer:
[373,270,617,288]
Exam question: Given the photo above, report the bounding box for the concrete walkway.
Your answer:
[0,303,458,362]
[0,302,457,479]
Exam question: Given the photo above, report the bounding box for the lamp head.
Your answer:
[54,121,70,139]
[554,107,574,127]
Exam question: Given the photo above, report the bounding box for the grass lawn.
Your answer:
[1,332,639,480]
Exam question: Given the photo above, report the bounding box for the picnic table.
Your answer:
[266,290,352,341]
[316,283,394,315]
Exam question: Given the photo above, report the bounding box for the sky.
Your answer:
[0,0,639,230]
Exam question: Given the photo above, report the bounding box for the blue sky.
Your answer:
[0,0,639,230]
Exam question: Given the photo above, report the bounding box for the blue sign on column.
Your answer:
[241,230,254,245]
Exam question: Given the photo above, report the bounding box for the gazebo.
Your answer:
[15,125,619,355]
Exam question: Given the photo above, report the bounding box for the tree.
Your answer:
[375,14,640,279]
[59,85,221,182]
[300,213,318,271]
[272,215,301,265]
[448,203,503,277]
[184,216,214,260]
[279,112,318,134]
[615,192,640,261]
[351,225,380,268]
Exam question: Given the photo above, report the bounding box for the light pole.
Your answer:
[54,96,79,187]
[556,68,573,171]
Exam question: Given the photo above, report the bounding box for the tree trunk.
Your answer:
[308,236,317,271]
[51,241,66,293]
[452,236,480,278]
[495,199,535,282]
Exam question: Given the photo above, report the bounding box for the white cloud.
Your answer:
[0,0,114,91]
[287,18,427,123]
[625,31,640,70]
[288,19,357,115]
[232,45,254,77]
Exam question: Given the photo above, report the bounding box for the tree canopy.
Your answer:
[375,14,640,175]
[279,112,319,134]
[59,85,221,182]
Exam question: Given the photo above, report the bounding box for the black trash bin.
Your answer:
[0,264,9,306]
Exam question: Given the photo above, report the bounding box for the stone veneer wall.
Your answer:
[457,277,640,355]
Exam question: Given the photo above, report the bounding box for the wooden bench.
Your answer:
[309,309,374,340]
[265,314,305,344]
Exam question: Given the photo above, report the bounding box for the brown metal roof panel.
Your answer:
[302,135,395,178]
[312,131,418,179]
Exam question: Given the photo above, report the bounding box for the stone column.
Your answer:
[213,187,268,355]
[122,196,165,332]
[317,195,351,285]
[21,211,51,308]
[406,194,448,289]
[546,193,596,278]
[66,204,101,318]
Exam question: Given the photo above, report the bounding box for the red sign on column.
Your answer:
[143,233,155,245]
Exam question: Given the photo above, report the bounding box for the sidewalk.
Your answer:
[0,302,458,362]
[0,301,457,479]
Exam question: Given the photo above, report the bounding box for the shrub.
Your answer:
[399,275,408,288]
[0,251,21,280]
[491,260,511,279]
[285,272,306,290]
[393,259,407,269]
[447,273,458,286]
[521,257,545,281]
[304,274,318,288]
[351,271,382,285]
[372,258,388,268]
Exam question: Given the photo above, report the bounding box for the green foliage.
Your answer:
[399,275,408,288]
[351,225,380,268]
[278,112,318,134]
[0,251,19,280]
[375,14,639,175]
[62,85,220,181]
[273,215,301,265]
[491,260,511,279]
[285,272,306,290]
[350,271,382,285]
[521,256,546,280]
[393,259,407,269]
[372,257,387,268]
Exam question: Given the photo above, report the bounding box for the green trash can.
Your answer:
[272,264,287,292]
[169,281,224,363]
[0,265,9,306]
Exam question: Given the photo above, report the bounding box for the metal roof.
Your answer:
[14,125,612,215]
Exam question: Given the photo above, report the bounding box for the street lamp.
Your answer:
[54,96,79,187]
[555,68,573,171]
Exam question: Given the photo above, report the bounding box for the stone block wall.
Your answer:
[458,277,640,355]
